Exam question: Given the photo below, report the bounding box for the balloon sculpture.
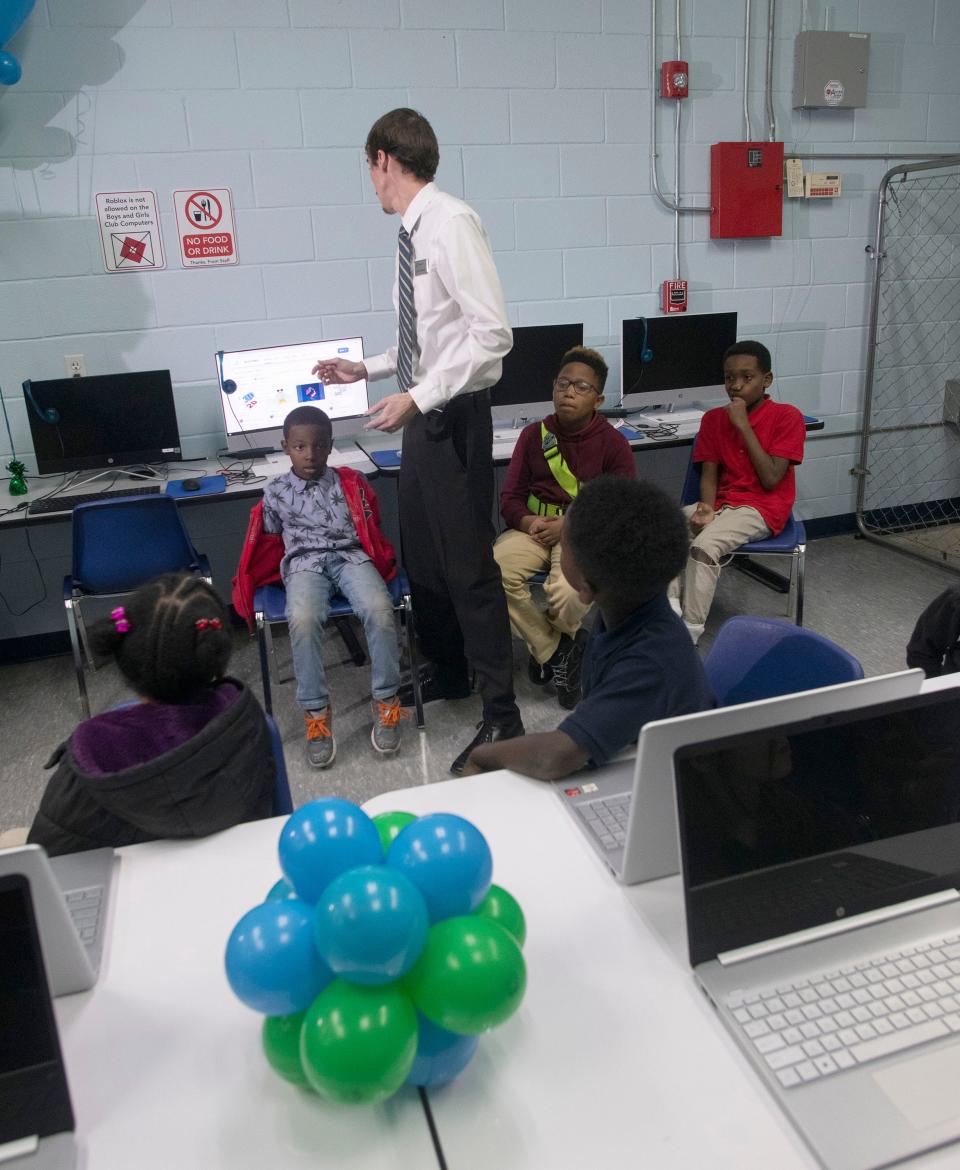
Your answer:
[0,1,36,86]
[225,799,527,1104]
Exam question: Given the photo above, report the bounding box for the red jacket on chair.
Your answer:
[232,467,397,630]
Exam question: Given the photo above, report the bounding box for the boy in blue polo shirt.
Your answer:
[460,476,714,781]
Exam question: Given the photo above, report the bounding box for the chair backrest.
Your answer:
[264,714,293,816]
[680,450,701,505]
[704,615,864,707]
[72,495,199,594]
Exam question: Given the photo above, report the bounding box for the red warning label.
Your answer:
[182,233,234,258]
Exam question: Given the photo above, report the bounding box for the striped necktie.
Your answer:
[396,224,416,393]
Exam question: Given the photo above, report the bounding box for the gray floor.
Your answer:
[1,532,957,835]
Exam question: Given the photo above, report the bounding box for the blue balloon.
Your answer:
[265,877,298,902]
[387,813,493,923]
[405,1014,479,1087]
[0,0,35,47]
[225,898,332,1015]
[313,865,429,986]
[0,50,20,85]
[278,798,382,904]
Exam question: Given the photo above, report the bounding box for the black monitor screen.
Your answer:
[491,323,584,408]
[621,312,737,406]
[0,876,74,1144]
[25,370,182,475]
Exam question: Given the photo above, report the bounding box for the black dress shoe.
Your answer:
[527,653,553,686]
[548,631,587,710]
[450,717,525,776]
[398,664,471,708]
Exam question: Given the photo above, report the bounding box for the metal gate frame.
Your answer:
[855,154,960,563]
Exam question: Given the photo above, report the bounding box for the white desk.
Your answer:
[365,771,960,1170]
[53,819,439,1170]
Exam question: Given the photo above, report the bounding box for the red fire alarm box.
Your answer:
[709,141,784,238]
[661,279,688,313]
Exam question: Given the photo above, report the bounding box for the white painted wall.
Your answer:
[1,0,959,521]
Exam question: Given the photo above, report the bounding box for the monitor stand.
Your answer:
[69,465,163,490]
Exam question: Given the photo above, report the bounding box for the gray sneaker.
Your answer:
[371,696,406,755]
[304,708,336,768]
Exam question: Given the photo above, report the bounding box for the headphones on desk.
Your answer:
[22,380,60,424]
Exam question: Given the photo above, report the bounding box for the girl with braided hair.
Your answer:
[29,573,275,856]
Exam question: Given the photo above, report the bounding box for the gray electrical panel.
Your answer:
[793,30,870,110]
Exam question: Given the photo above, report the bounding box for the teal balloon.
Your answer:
[278,798,382,904]
[265,877,298,902]
[313,864,429,986]
[0,0,35,46]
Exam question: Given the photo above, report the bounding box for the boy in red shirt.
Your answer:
[494,346,635,709]
[673,340,805,643]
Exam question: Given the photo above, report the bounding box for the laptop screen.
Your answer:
[0,875,74,1145]
[675,690,960,967]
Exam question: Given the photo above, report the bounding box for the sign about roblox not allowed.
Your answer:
[173,188,238,268]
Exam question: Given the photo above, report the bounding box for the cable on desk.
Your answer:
[217,454,268,488]
[0,521,48,617]
[417,1087,449,1170]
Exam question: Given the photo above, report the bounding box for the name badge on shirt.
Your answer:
[413,258,430,277]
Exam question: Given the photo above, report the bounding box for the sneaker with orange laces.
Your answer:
[371,695,408,755]
[304,707,335,769]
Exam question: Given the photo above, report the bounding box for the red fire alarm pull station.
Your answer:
[709,141,784,238]
[660,60,689,99]
[661,279,688,313]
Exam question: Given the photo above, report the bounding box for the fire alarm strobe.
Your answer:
[660,60,689,99]
[710,141,784,239]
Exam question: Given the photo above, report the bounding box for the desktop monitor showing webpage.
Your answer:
[24,370,181,475]
[620,311,737,411]
[217,337,368,454]
[490,322,584,424]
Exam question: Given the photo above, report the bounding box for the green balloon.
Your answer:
[372,810,417,856]
[474,884,526,948]
[405,917,526,1036]
[262,1012,308,1087]
[300,980,418,1105]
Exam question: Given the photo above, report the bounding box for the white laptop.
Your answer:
[674,680,960,1170]
[553,670,924,885]
[0,845,115,997]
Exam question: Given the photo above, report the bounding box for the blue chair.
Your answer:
[65,495,212,718]
[681,455,807,625]
[254,568,424,728]
[264,713,293,815]
[704,615,864,707]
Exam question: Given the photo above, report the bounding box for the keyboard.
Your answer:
[64,883,105,947]
[27,484,161,515]
[728,933,960,1088]
[579,793,631,851]
[493,428,525,443]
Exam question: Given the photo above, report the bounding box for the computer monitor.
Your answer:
[216,336,368,454]
[490,323,584,423]
[24,370,182,475]
[620,311,737,412]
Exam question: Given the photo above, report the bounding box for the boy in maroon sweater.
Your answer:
[494,346,635,708]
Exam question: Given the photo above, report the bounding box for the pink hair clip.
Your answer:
[110,606,130,634]
[195,618,223,631]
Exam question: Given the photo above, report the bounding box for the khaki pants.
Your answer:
[493,528,589,664]
[670,504,770,632]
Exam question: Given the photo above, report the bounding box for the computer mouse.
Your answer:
[181,478,202,492]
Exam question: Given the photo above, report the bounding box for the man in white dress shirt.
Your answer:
[313,108,524,774]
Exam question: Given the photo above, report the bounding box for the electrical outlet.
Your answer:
[65,354,85,378]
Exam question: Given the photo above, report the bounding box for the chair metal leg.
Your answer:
[255,611,273,715]
[402,596,425,729]
[65,596,91,720]
[794,542,807,627]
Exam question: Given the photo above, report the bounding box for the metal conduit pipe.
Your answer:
[742,0,753,140]
[649,0,712,215]
[764,0,776,141]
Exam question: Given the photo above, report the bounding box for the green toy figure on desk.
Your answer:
[6,459,27,496]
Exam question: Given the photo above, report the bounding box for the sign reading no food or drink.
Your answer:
[173,188,239,268]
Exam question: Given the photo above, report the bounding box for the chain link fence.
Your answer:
[856,158,960,569]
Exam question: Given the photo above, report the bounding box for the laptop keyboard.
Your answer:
[580,794,631,851]
[727,933,960,1089]
[64,884,105,946]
